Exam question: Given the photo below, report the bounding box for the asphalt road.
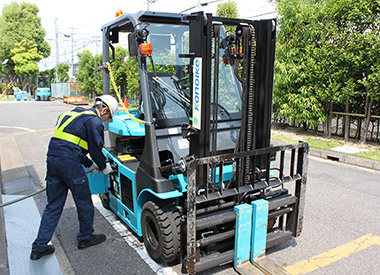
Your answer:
[1,100,379,275]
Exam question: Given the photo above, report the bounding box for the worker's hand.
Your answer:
[102,162,113,175]
[89,163,100,174]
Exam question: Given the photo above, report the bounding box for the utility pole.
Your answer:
[146,0,157,11]
[55,18,59,83]
[70,27,74,80]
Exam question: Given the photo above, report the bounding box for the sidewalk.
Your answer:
[0,131,157,275]
[0,132,72,275]
[271,126,380,171]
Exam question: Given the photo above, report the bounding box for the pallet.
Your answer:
[63,96,85,104]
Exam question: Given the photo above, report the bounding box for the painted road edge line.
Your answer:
[92,195,177,275]
[285,234,380,275]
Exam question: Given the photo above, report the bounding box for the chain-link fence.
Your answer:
[51,82,89,100]
[51,83,70,98]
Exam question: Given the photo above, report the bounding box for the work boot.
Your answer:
[30,245,55,260]
[78,234,106,250]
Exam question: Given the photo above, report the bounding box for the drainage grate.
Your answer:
[327,155,340,162]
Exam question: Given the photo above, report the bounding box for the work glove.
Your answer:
[89,163,100,174]
[102,162,113,175]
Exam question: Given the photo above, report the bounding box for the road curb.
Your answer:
[309,148,380,171]
[0,156,10,275]
[271,139,379,171]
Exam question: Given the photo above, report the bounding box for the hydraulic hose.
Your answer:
[0,188,46,208]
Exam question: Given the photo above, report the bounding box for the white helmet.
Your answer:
[95,95,119,121]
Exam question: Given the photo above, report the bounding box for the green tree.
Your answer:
[11,39,43,91]
[273,0,380,142]
[0,2,50,85]
[273,0,325,128]
[77,50,101,96]
[112,46,129,96]
[42,64,70,83]
[125,56,140,97]
[215,0,239,18]
[215,0,239,34]
[77,46,132,97]
[324,0,380,143]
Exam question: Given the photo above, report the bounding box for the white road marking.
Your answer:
[0,125,32,131]
[92,195,177,275]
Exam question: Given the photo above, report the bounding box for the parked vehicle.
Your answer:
[35,76,51,101]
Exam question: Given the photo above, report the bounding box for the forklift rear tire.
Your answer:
[141,201,180,264]
[99,193,111,210]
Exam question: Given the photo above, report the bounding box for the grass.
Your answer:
[271,128,380,162]
[0,94,16,101]
[353,149,380,162]
[270,133,298,144]
[302,137,343,150]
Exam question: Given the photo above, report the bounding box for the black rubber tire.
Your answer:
[99,193,111,210]
[141,201,181,264]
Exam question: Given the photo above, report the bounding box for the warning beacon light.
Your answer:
[139,43,152,55]
[116,9,123,17]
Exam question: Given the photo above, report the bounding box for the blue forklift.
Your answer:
[35,76,51,101]
[88,10,309,274]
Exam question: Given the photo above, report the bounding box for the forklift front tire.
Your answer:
[141,201,180,264]
[99,193,111,210]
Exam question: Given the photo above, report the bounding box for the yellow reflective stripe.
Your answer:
[56,111,96,131]
[53,131,89,150]
[52,110,96,150]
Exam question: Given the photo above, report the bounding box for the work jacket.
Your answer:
[48,107,107,170]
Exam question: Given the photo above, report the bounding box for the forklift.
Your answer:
[35,76,51,101]
[88,10,309,274]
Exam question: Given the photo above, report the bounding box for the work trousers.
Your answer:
[32,156,94,252]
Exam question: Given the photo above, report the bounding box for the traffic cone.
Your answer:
[124,95,129,108]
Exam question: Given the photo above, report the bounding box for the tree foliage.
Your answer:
[76,46,137,97]
[42,64,70,83]
[77,50,102,96]
[215,0,239,18]
[11,40,42,77]
[0,2,50,66]
[273,0,380,141]
[0,2,50,91]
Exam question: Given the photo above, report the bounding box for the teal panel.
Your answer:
[250,199,269,262]
[86,168,109,194]
[108,111,145,136]
[234,204,252,270]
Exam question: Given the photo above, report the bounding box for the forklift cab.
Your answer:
[100,12,245,177]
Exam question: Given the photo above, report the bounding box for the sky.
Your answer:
[0,0,277,71]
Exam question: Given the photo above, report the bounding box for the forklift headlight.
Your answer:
[139,43,152,56]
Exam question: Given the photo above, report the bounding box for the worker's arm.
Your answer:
[80,154,93,168]
[86,117,107,171]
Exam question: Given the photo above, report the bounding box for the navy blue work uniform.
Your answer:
[32,107,107,252]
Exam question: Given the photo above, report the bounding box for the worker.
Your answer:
[30,95,119,260]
